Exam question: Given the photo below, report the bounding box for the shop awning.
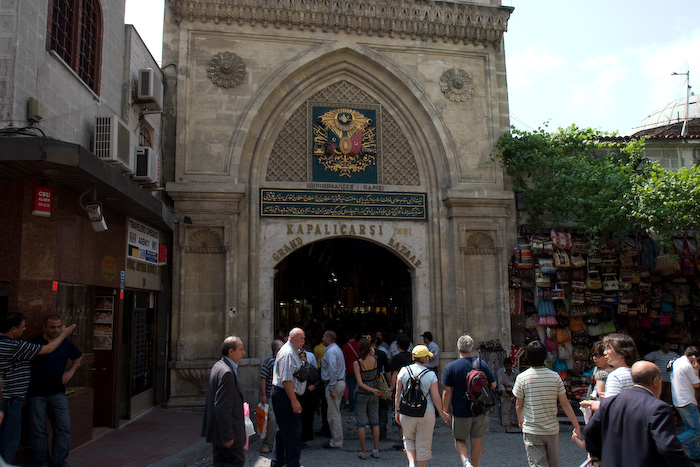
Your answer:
[0,136,173,231]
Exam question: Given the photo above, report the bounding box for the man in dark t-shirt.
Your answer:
[388,334,412,450]
[28,314,83,467]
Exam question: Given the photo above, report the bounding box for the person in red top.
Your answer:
[342,331,360,412]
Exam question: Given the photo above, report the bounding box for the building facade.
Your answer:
[163,0,517,406]
[0,0,172,455]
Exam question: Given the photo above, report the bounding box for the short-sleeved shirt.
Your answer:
[260,354,275,398]
[398,363,438,413]
[28,336,82,397]
[671,355,700,407]
[512,367,565,435]
[0,336,43,399]
[644,349,679,383]
[496,367,519,391]
[342,340,360,375]
[272,341,307,395]
[604,366,633,398]
[389,351,412,374]
[441,356,496,418]
[425,341,440,369]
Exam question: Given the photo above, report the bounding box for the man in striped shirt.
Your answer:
[0,312,76,464]
[259,339,283,454]
[512,340,581,467]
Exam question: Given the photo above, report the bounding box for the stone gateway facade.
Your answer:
[163,0,516,406]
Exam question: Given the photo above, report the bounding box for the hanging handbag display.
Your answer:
[602,273,619,292]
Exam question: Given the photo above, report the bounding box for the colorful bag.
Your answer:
[555,327,571,343]
[586,270,603,290]
[551,230,572,250]
[377,373,392,400]
[514,243,533,269]
[554,249,571,268]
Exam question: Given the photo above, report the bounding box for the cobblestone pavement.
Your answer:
[188,409,587,467]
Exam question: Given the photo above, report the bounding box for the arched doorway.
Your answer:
[274,238,413,344]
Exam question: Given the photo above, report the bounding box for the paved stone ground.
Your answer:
[188,408,587,467]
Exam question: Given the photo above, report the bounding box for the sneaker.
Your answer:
[371,449,380,458]
[358,451,369,460]
[462,459,474,467]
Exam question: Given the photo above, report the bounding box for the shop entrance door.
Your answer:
[274,238,413,345]
[120,290,157,420]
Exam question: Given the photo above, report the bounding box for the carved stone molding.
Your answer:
[463,230,498,255]
[186,228,226,253]
[207,52,246,88]
[168,0,512,47]
[176,367,210,394]
[440,68,473,102]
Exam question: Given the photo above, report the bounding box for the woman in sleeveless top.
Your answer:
[353,338,382,459]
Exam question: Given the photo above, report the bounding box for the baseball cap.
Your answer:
[420,331,433,340]
[412,345,433,358]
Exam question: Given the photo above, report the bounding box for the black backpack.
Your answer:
[399,366,430,417]
[464,358,496,416]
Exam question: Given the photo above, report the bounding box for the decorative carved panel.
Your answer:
[265,80,420,186]
[186,228,225,253]
[168,0,512,48]
[176,367,210,394]
[464,231,498,255]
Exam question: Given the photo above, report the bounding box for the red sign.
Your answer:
[32,187,51,217]
[158,244,168,266]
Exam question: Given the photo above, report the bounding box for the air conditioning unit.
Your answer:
[135,68,163,111]
[94,116,133,173]
[133,146,160,185]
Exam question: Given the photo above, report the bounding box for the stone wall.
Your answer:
[164,0,516,406]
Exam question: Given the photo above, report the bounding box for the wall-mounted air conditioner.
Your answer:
[135,68,163,111]
[133,146,160,185]
[94,116,133,173]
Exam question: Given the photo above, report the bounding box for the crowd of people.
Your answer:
[201,325,700,467]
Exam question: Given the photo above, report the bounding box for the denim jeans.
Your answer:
[28,393,72,467]
[0,397,23,464]
[676,403,700,459]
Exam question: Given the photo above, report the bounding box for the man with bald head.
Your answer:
[202,336,247,467]
[271,327,307,467]
[584,360,693,467]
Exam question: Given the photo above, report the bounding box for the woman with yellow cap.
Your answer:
[395,344,451,467]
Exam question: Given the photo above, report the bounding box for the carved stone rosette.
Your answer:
[440,68,473,102]
[207,52,246,88]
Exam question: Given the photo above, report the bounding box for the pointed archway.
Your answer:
[273,237,413,344]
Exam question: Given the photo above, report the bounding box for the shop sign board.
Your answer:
[127,218,159,264]
[32,186,51,217]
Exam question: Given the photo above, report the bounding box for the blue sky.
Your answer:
[126,0,700,135]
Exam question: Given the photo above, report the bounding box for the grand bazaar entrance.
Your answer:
[274,238,413,344]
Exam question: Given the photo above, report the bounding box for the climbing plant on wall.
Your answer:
[494,124,699,246]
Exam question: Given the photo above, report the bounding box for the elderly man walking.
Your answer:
[271,328,307,467]
[585,360,693,467]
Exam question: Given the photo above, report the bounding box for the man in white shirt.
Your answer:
[320,330,345,449]
[644,341,679,404]
[671,346,700,461]
[421,331,440,372]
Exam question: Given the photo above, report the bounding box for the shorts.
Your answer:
[452,414,489,440]
[355,391,379,427]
